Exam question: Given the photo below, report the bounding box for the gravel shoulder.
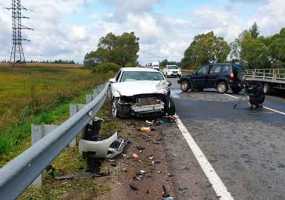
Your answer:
[161,122,218,200]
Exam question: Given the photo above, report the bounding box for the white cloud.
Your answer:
[1,0,285,64]
[251,0,285,35]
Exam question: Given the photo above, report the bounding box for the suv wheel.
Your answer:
[181,80,191,92]
[217,82,228,93]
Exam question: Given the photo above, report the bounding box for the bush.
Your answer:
[93,62,120,73]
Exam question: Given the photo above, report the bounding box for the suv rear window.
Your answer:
[221,65,231,73]
[210,65,222,74]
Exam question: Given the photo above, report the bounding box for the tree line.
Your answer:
[84,23,285,71]
[181,23,285,69]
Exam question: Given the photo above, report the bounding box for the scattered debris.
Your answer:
[139,127,152,133]
[129,183,139,191]
[145,120,154,126]
[162,185,175,200]
[132,153,139,160]
[54,175,75,181]
[136,145,145,151]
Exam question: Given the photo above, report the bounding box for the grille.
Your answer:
[136,97,162,106]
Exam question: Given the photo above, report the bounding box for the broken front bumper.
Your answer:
[131,103,165,114]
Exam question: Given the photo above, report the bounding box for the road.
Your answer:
[168,78,285,200]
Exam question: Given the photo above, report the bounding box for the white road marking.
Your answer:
[224,94,285,116]
[175,115,234,200]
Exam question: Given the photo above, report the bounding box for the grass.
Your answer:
[18,103,120,200]
[0,65,114,164]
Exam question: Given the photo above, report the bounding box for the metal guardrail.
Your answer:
[244,68,285,83]
[0,83,109,200]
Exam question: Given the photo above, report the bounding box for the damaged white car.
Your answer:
[110,67,176,118]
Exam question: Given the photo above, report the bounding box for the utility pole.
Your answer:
[7,0,32,66]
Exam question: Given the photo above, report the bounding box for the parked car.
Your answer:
[178,63,243,94]
[110,67,175,118]
[163,65,181,77]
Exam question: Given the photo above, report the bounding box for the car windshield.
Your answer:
[120,71,165,82]
[168,66,178,69]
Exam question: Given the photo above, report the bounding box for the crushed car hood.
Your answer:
[112,80,169,97]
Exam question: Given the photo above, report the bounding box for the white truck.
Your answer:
[163,65,181,78]
[244,68,285,94]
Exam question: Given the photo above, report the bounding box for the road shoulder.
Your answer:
[161,121,218,200]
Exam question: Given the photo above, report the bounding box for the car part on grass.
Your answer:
[79,132,128,159]
[82,117,104,141]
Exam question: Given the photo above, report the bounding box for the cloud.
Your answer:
[250,0,285,35]
[1,0,285,64]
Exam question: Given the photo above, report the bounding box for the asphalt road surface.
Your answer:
[168,78,285,200]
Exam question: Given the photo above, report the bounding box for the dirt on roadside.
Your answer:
[95,118,176,200]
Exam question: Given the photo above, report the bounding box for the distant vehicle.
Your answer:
[178,63,243,94]
[244,68,285,94]
[163,65,181,77]
[151,62,160,71]
[109,67,175,118]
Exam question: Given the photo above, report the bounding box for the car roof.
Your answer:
[120,67,159,72]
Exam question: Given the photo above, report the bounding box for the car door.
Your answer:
[207,64,222,88]
[192,65,209,89]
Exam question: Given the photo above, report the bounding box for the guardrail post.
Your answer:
[31,124,58,187]
[69,104,85,147]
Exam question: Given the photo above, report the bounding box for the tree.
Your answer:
[268,28,285,67]
[181,31,230,68]
[85,32,139,67]
[249,22,259,39]
[160,59,180,67]
[240,30,270,69]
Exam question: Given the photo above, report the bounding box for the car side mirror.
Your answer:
[109,78,116,83]
[167,81,172,87]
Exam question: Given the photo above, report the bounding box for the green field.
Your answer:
[0,65,112,164]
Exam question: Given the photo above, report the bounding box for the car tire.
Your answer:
[181,80,191,92]
[165,98,176,116]
[217,81,228,93]
[112,99,119,118]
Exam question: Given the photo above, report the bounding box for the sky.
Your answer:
[0,0,285,64]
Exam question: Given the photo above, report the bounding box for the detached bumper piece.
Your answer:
[79,132,128,159]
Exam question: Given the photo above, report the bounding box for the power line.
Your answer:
[7,0,33,66]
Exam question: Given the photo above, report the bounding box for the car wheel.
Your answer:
[181,80,191,92]
[112,99,119,118]
[165,98,176,116]
[217,81,228,93]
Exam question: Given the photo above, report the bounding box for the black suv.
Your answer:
[178,63,243,94]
